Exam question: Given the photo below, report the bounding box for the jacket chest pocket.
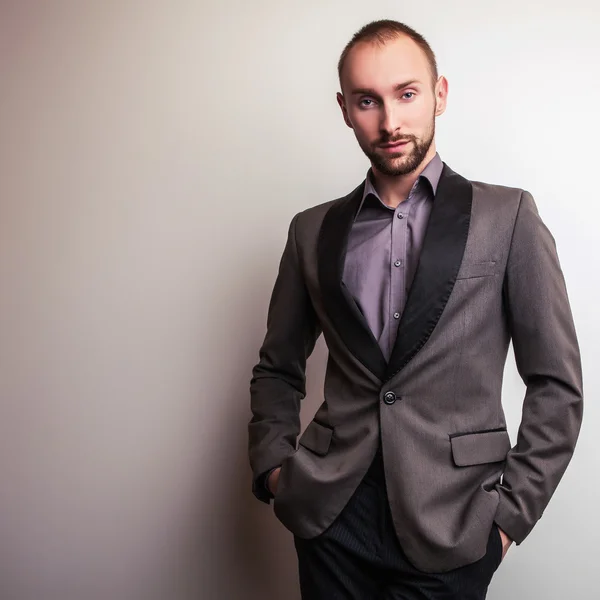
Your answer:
[455,261,497,280]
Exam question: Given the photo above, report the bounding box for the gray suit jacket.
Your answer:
[248,162,583,573]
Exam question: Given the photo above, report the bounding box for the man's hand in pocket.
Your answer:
[268,467,282,496]
[498,526,513,561]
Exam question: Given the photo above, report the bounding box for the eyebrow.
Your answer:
[350,80,420,96]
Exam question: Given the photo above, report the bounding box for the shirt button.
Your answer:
[397,213,404,219]
[394,260,402,267]
[393,312,400,319]
[383,391,397,404]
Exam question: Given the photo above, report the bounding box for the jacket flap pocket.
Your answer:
[450,429,511,466]
[456,261,497,280]
[299,421,333,456]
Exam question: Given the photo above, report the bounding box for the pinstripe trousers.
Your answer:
[293,445,503,599]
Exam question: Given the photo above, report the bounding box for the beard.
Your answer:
[358,115,435,177]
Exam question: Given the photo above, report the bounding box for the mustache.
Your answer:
[377,135,414,146]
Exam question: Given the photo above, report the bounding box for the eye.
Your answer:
[359,98,376,108]
[402,92,416,100]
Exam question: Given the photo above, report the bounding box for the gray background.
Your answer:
[0,0,597,598]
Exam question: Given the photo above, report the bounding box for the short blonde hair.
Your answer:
[338,20,438,89]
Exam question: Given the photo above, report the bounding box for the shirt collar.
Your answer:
[358,151,444,212]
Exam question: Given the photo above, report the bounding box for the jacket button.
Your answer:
[383,391,397,404]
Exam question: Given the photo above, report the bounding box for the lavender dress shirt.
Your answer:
[342,152,443,360]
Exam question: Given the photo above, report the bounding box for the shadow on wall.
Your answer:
[173,252,328,599]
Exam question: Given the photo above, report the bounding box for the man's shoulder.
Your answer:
[293,183,361,229]
[444,162,525,198]
[298,197,340,219]
[469,177,525,197]
[464,174,528,214]
[284,184,362,251]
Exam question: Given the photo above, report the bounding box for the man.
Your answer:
[248,19,583,599]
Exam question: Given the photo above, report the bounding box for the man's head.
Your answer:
[336,20,448,178]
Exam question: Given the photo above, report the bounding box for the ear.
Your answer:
[336,92,353,129]
[434,76,449,117]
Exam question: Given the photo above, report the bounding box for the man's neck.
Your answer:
[371,145,437,209]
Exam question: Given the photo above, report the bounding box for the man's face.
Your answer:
[337,35,447,177]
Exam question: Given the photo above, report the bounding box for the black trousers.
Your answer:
[293,446,503,599]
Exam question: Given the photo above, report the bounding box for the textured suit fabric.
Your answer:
[294,446,503,599]
[248,162,583,573]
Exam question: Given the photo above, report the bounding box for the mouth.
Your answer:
[379,140,410,153]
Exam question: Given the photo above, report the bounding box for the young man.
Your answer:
[248,19,583,599]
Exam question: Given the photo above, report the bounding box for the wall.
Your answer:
[0,1,597,598]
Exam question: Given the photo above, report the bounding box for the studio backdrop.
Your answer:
[0,1,597,599]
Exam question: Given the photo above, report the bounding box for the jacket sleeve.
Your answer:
[494,190,583,543]
[248,212,322,504]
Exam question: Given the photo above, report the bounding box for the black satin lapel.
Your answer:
[385,164,473,381]
[317,184,388,381]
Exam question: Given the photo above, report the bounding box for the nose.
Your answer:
[380,102,401,137]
